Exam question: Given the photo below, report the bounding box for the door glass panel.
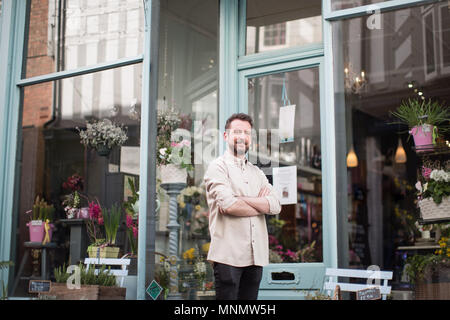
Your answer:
[245,0,322,55]
[247,67,323,263]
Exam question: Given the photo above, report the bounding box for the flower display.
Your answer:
[177,186,209,237]
[62,174,84,192]
[416,168,450,204]
[77,118,128,150]
[86,200,104,245]
[435,237,450,258]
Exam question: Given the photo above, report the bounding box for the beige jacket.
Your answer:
[203,151,281,267]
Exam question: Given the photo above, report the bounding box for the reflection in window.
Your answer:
[25,0,144,77]
[155,0,219,299]
[332,4,450,282]
[331,0,392,11]
[246,0,322,55]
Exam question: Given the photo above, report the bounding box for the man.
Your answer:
[203,113,281,300]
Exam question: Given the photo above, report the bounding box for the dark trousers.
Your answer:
[213,262,263,300]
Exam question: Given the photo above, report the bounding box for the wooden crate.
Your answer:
[40,283,126,300]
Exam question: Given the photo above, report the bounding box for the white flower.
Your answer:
[415,181,422,193]
[159,148,167,156]
[423,183,428,192]
[430,169,450,182]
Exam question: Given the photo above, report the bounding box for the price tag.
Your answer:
[28,280,51,293]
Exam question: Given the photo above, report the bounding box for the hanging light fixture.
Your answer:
[347,145,358,167]
[395,138,407,163]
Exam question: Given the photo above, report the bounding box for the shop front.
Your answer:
[0,0,449,300]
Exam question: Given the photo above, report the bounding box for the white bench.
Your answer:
[323,268,393,300]
[84,258,130,287]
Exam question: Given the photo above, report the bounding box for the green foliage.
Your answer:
[422,179,450,204]
[102,204,122,245]
[31,196,55,221]
[54,263,117,287]
[404,254,442,284]
[390,98,449,131]
[1,261,14,300]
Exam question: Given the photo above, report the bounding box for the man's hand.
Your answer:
[258,187,271,197]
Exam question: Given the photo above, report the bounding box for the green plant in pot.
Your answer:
[405,236,450,299]
[390,98,449,151]
[26,196,55,243]
[87,203,122,259]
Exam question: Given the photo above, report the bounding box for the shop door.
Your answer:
[239,57,332,299]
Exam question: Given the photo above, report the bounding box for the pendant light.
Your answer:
[395,138,407,163]
[346,145,358,167]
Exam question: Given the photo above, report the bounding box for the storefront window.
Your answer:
[12,62,142,297]
[333,2,450,286]
[331,0,392,11]
[247,67,323,263]
[25,0,144,77]
[155,0,218,299]
[245,0,322,55]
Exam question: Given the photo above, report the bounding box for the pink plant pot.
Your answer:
[410,124,434,150]
[27,220,44,242]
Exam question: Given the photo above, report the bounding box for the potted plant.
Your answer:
[405,236,450,299]
[157,110,193,184]
[61,174,89,219]
[45,263,126,300]
[87,203,122,259]
[177,185,209,236]
[415,164,450,221]
[26,196,55,243]
[390,98,449,151]
[1,261,14,300]
[77,118,128,157]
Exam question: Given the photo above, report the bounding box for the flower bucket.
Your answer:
[159,164,187,184]
[419,197,450,221]
[27,220,44,242]
[87,246,120,259]
[409,124,434,151]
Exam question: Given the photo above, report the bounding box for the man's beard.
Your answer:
[232,139,249,156]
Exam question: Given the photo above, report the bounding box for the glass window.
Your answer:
[331,0,392,11]
[25,0,144,77]
[332,2,450,285]
[245,0,322,55]
[155,0,219,299]
[12,63,142,297]
[247,67,323,263]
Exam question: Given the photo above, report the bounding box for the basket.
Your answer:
[158,164,187,184]
[87,246,120,259]
[418,197,450,221]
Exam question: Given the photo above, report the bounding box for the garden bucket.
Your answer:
[409,124,433,150]
[27,220,44,242]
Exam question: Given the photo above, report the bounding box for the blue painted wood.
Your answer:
[0,0,27,287]
[219,0,239,154]
[137,0,154,300]
[16,55,144,87]
[324,0,439,20]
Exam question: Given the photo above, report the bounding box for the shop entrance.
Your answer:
[239,57,332,299]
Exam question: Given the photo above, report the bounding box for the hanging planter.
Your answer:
[419,197,450,222]
[409,124,434,151]
[96,144,111,157]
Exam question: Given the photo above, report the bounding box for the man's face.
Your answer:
[224,119,252,157]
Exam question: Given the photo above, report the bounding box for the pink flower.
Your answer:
[88,201,101,221]
[132,226,138,238]
[126,214,133,228]
[97,216,104,225]
[422,166,432,180]
[171,141,178,147]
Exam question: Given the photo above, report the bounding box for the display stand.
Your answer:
[60,219,89,265]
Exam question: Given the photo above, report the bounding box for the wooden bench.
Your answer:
[323,267,393,300]
[84,258,130,287]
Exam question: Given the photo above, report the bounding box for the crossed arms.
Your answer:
[220,187,272,217]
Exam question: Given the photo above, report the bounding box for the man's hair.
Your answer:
[225,113,253,130]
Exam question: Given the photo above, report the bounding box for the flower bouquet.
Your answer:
[77,118,128,157]
[157,109,193,184]
[416,163,450,221]
[177,186,209,237]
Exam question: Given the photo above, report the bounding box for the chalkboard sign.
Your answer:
[29,280,51,293]
[356,287,381,300]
